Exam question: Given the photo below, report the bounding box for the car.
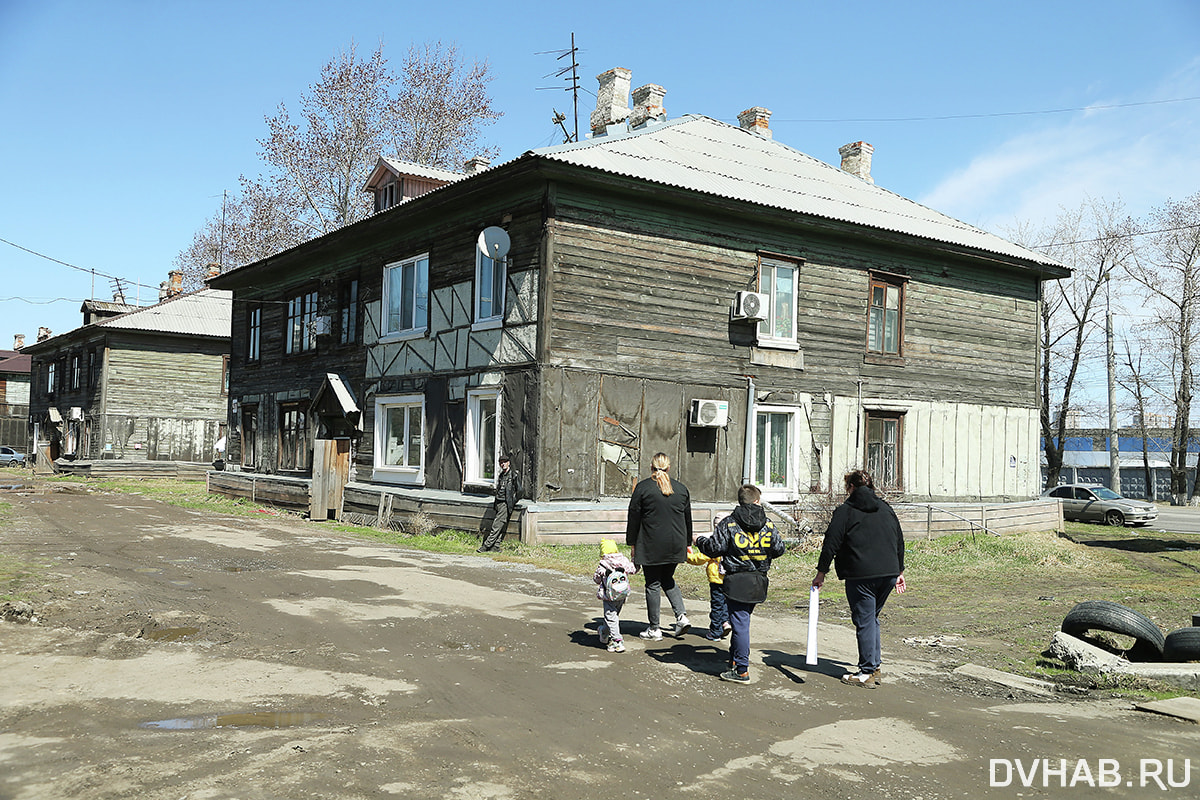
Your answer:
[1042,483,1158,527]
[0,446,27,467]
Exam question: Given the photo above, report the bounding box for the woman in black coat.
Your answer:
[813,469,906,686]
[626,452,693,641]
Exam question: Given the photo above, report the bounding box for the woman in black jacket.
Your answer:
[813,469,906,686]
[626,452,693,641]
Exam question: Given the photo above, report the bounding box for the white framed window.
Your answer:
[465,388,501,485]
[752,405,800,500]
[374,394,425,484]
[474,250,506,328]
[757,257,798,348]
[382,254,429,338]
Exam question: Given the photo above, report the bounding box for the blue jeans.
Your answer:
[707,582,728,636]
[845,576,897,672]
[726,598,755,673]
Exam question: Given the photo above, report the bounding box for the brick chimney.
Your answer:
[207,263,221,279]
[464,156,491,175]
[13,334,25,350]
[738,107,773,139]
[629,84,666,128]
[590,67,632,137]
[168,269,183,297]
[37,327,52,342]
[839,141,874,184]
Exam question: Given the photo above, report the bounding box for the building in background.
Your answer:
[23,275,231,464]
[0,339,31,452]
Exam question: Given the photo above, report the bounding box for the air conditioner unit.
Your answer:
[689,398,729,428]
[730,291,768,322]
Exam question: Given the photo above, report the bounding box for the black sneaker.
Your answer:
[719,669,750,683]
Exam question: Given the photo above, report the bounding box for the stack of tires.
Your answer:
[1061,601,1200,662]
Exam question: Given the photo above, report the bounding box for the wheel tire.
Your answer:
[1061,600,1165,660]
[1163,627,1200,662]
[1104,509,1126,526]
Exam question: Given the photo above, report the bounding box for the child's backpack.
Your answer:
[603,568,630,602]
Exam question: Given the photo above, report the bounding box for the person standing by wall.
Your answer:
[479,455,521,553]
[812,469,906,686]
[626,452,693,640]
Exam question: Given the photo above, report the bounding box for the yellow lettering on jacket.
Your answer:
[732,528,774,559]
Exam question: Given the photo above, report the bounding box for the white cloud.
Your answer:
[922,58,1200,234]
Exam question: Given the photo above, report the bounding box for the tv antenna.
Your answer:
[536,32,581,143]
[109,277,128,304]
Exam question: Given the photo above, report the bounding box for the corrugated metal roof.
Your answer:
[95,288,231,338]
[531,115,1063,270]
[377,157,462,184]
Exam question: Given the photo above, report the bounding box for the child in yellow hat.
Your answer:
[594,539,638,653]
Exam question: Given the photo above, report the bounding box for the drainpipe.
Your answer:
[741,376,756,485]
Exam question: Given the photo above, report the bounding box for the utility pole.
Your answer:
[1106,271,1121,493]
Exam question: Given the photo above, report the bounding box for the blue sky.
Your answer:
[2,0,1199,365]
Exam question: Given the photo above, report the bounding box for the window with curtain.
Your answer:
[374,394,425,483]
[867,276,904,355]
[757,257,799,346]
[865,411,903,490]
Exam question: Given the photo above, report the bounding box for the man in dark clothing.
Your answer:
[479,456,521,553]
[695,483,785,683]
[813,469,906,686]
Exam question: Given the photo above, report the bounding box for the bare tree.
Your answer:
[390,41,501,169]
[1125,192,1200,504]
[1027,199,1136,489]
[176,40,501,286]
[1117,335,1170,501]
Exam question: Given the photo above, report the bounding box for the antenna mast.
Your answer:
[537,33,582,143]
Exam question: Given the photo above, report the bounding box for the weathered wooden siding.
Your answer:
[825,396,1039,501]
[545,187,1039,408]
[105,339,226,417]
[538,366,745,503]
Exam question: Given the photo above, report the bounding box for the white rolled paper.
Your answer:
[806,584,819,665]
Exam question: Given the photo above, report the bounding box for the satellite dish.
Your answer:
[477,226,511,261]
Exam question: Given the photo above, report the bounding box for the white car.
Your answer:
[0,446,27,467]
[1042,484,1158,527]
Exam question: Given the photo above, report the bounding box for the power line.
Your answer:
[775,95,1200,124]
[1035,223,1200,250]
[0,236,160,294]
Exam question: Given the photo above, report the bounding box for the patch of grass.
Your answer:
[0,554,42,603]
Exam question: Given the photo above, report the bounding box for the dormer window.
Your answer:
[376,180,399,212]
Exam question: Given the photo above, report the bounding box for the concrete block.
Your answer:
[1049,631,1127,674]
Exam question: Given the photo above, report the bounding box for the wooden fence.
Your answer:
[203,470,1064,545]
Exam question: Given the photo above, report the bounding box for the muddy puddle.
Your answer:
[142,627,201,642]
[140,712,328,730]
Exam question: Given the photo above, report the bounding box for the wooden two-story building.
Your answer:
[210,69,1067,531]
[23,285,231,464]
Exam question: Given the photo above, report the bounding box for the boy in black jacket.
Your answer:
[695,483,786,683]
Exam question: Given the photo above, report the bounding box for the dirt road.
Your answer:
[2,486,1198,799]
